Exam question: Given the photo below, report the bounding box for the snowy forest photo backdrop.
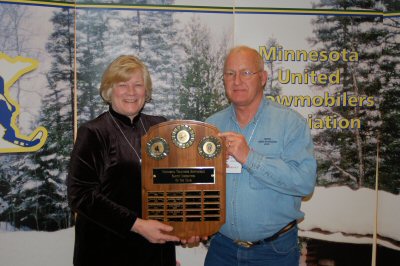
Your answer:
[0,0,399,265]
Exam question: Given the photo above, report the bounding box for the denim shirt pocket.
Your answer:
[249,175,268,190]
[248,141,282,190]
[248,154,279,190]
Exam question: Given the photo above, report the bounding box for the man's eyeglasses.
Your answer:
[223,70,261,80]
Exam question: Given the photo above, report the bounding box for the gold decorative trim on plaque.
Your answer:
[171,124,195,148]
[146,137,169,160]
[198,136,222,159]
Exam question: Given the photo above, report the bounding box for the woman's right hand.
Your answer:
[131,218,180,244]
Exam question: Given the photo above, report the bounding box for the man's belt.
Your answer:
[234,220,297,248]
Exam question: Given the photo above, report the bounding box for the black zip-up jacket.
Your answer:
[67,107,174,266]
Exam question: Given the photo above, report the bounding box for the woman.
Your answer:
[67,55,180,266]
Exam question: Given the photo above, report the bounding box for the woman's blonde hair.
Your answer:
[100,55,152,103]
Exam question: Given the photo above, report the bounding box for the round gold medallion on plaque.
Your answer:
[171,124,195,148]
[146,137,169,160]
[198,136,221,159]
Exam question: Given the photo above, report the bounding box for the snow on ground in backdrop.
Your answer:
[0,227,207,266]
[299,186,400,250]
[1,186,399,266]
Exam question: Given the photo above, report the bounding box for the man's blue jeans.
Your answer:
[204,226,300,266]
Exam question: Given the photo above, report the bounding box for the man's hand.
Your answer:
[219,132,250,164]
[180,235,208,248]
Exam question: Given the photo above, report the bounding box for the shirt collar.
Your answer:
[108,106,141,127]
[229,98,267,126]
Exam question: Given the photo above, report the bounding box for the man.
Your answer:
[204,46,317,266]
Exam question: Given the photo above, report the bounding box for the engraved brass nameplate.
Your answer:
[153,167,215,184]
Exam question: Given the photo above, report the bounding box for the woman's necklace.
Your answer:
[108,111,147,164]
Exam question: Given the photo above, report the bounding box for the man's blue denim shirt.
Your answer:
[205,98,317,242]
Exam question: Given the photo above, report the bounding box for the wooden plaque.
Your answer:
[141,120,226,239]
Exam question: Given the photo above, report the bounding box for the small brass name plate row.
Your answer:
[146,190,221,222]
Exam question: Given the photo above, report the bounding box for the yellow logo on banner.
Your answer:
[0,53,48,153]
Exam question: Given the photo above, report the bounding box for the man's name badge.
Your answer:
[226,155,242,173]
